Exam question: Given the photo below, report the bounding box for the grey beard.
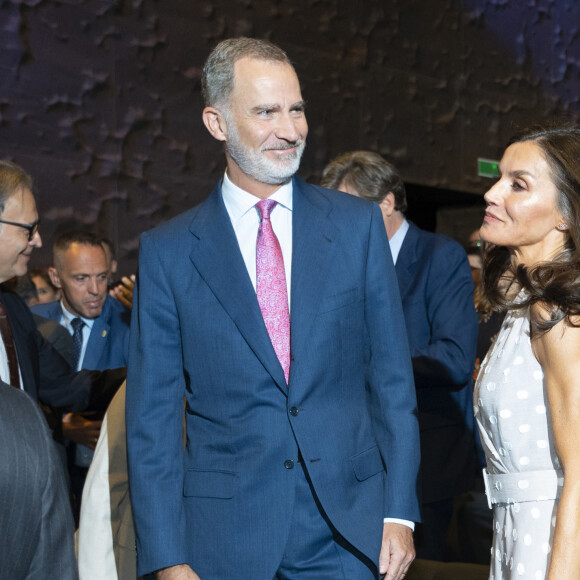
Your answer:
[225,121,305,186]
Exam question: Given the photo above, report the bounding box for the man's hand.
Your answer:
[156,564,201,579]
[109,274,135,309]
[379,523,415,580]
[62,412,102,450]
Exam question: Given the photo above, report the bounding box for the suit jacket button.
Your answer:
[284,459,294,470]
[289,406,299,416]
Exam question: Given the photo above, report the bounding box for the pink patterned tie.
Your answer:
[256,199,290,384]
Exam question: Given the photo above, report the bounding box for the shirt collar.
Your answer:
[389,219,409,265]
[60,300,96,331]
[221,172,293,226]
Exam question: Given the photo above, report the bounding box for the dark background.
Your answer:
[1,0,578,274]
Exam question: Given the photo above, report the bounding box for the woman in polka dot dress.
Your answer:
[474,124,580,580]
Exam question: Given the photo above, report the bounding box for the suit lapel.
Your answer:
[188,185,288,391]
[1,291,36,396]
[289,179,338,386]
[395,222,419,299]
[82,310,109,370]
[44,302,62,321]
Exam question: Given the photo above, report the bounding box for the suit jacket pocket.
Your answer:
[318,287,361,314]
[183,468,239,499]
[350,445,385,482]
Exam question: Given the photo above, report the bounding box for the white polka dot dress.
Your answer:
[474,302,562,580]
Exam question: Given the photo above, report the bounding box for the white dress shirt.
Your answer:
[388,219,409,265]
[0,338,12,386]
[0,335,22,389]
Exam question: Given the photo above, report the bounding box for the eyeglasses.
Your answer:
[0,218,40,241]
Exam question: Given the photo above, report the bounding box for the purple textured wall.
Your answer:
[1,0,578,273]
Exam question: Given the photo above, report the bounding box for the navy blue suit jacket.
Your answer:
[126,178,421,578]
[32,296,130,371]
[395,222,478,503]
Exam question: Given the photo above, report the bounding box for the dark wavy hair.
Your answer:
[483,122,580,335]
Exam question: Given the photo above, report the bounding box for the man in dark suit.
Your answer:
[0,161,124,428]
[0,162,84,406]
[322,151,479,561]
[4,273,76,474]
[0,380,78,580]
[127,38,420,580]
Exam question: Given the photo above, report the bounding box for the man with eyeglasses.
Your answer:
[0,218,39,241]
[0,183,40,281]
[0,160,124,424]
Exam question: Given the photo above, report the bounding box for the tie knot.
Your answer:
[71,317,84,332]
[256,199,277,221]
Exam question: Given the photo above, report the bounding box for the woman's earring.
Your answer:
[557,223,569,231]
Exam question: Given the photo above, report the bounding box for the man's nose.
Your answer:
[29,230,42,249]
[87,278,100,295]
[275,113,302,142]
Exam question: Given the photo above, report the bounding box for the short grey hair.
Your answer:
[0,160,33,216]
[201,37,292,110]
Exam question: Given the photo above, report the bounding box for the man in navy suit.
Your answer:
[322,151,479,561]
[32,230,130,517]
[32,231,130,372]
[127,38,420,580]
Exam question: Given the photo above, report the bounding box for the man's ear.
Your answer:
[48,267,62,289]
[379,192,396,218]
[202,107,228,142]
